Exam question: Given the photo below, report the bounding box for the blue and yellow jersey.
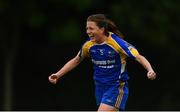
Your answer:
[79,33,139,84]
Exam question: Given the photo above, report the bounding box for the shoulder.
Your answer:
[111,33,135,47]
[81,38,95,49]
[110,33,126,45]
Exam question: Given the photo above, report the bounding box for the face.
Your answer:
[86,21,105,41]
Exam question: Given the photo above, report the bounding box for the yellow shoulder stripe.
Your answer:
[81,40,95,58]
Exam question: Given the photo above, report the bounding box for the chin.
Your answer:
[90,37,96,41]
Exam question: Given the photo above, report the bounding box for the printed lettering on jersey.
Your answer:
[97,49,105,55]
[107,50,116,58]
[91,59,116,68]
[90,48,116,58]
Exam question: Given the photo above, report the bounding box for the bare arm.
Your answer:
[49,52,82,84]
[135,54,156,80]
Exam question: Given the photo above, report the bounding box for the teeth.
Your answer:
[88,34,94,37]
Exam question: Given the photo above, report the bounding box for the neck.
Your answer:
[96,35,108,44]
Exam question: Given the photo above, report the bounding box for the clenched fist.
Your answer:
[48,73,59,84]
[147,70,156,80]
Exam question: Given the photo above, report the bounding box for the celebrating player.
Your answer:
[48,14,156,111]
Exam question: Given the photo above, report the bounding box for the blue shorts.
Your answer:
[95,81,129,110]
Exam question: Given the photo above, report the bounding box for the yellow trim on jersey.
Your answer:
[81,40,95,59]
[106,36,128,62]
[106,37,128,55]
[81,33,139,61]
[129,47,139,57]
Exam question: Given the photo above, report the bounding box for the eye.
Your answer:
[86,27,93,31]
[89,27,93,30]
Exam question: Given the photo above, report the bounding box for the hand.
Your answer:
[147,70,156,80]
[48,73,59,84]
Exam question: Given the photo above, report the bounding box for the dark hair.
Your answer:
[87,14,124,39]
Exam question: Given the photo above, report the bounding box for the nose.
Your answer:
[86,29,90,34]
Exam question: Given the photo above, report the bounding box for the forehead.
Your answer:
[86,21,97,27]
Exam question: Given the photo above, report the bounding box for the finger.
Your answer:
[50,79,56,84]
[52,79,57,84]
[51,75,58,79]
[150,73,156,78]
[49,77,56,84]
[49,75,57,80]
[149,74,156,80]
[49,76,54,81]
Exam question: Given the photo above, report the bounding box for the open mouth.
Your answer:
[88,33,94,38]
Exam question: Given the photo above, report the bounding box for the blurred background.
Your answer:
[0,0,180,110]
